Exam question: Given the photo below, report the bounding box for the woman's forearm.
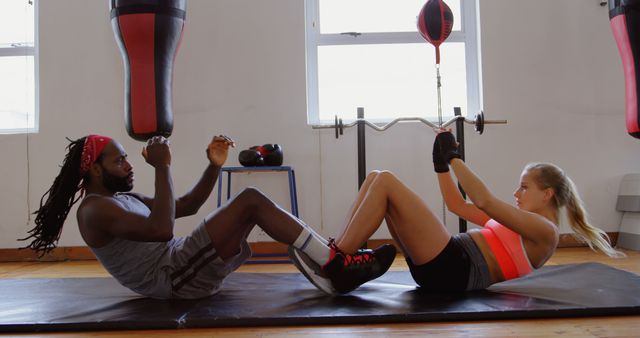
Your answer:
[449,159,495,210]
[437,171,467,212]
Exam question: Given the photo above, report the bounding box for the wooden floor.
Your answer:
[1,247,639,338]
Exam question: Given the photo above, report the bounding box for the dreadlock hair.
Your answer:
[524,162,625,258]
[20,136,91,256]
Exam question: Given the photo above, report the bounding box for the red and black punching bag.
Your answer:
[609,0,640,139]
[418,0,454,64]
[110,0,186,142]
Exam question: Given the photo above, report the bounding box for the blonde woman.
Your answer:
[293,131,623,293]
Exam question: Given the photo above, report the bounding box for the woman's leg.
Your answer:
[342,170,384,227]
[339,170,409,253]
[336,171,450,266]
[333,170,387,244]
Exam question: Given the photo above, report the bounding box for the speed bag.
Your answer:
[417,0,454,64]
[110,0,186,141]
[609,0,640,138]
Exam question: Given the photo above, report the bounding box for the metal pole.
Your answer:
[454,107,468,233]
[357,107,368,249]
[357,107,366,189]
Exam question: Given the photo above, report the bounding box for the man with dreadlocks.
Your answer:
[22,134,396,299]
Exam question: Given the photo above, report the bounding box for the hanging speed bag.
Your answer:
[609,0,640,139]
[417,0,454,64]
[110,0,186,142]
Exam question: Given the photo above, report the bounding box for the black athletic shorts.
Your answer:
[405,233,491,292]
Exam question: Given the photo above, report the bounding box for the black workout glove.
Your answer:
[432,137,449,173]
[436,132,462,164]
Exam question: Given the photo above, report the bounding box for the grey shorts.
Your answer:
[165,221,252,299]
[457,232,493,291]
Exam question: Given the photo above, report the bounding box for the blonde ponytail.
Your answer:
[525,163,625,258]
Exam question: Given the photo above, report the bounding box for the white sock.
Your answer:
[301,223,329,245]
[292,227,330,265]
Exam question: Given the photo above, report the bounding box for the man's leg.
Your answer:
[203,187,336,293]
[203,187,326,260]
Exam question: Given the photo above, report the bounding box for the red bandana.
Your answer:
[79,135,112,177]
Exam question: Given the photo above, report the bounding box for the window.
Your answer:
[305,0,480,124]
[0,0,37,134]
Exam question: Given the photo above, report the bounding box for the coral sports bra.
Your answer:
[480,219,534,280]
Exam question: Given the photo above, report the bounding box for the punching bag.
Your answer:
[609,0,640,139]
[417,0,454,65]
[110,0,186,142]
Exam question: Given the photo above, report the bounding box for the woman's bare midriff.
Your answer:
[467,229,504,284]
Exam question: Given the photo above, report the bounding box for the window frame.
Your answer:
[304,0,481,125]
[0,0,39,134]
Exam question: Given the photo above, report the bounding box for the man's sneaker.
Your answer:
[288,246,336,294]
[322,239,397,294]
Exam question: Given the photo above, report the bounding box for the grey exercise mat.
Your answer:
[0,262,638,332]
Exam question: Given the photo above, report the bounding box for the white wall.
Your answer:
[0,0,637,249]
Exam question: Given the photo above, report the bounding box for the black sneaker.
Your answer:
[288,246,336,294]
[322,239,397,294]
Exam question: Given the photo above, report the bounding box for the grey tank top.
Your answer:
[87,193,173,298]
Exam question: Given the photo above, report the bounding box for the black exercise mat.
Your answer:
[0,262,638,332]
